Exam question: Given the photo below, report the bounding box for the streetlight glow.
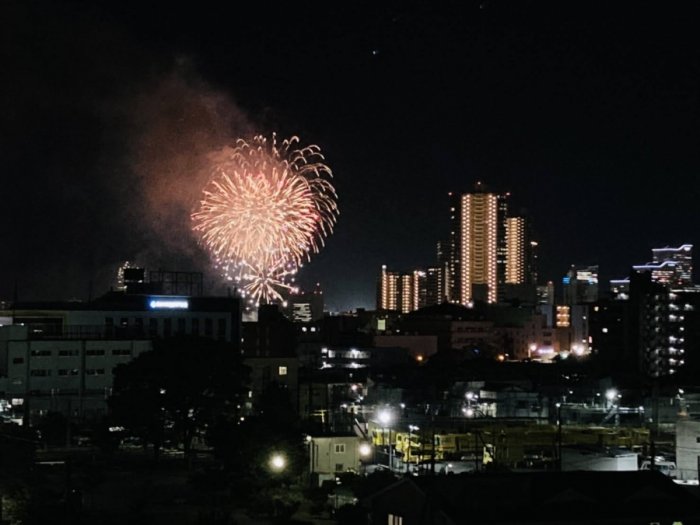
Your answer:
[359,443,372,457]
[605,388,618,402]
[269,453,286,472]
[377,409,393,426]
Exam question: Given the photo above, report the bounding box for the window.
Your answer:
[278,366,288,376]
[105,317,114,326]
[112,349,131,356]
[334,444,345,454]
[30,369,51,377]
[163,318,172,337]
[86,369,105,376]
[205,318,213,337]
[191,318,200,335]
[217,318,226,340]
[12,357,24,364]
[388,515,403,525]
[58,350,79,357]
[335,463,344,472]
[177,318,186,335]
[86,349,105,356]
[30,350,51,357]
[120,317,128,327]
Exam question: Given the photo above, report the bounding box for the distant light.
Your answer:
[377,409,393,426]
[149,298,189,309]
[359,443,372,457]
[606,388,618,401]
[269,453,286,472]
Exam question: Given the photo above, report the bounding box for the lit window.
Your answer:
[388,515,403,525]
[278,366,287,376]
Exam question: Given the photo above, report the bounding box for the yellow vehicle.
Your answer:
[373,423,650,467]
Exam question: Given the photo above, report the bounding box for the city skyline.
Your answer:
[3,2,699,311]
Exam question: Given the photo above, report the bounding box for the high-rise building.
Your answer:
[563,265,599,305]
[377,266,429,312]
[399,274,413,313]
[633,244,693,287]
[378,265,399,311]
[425,266,446,306]
[436,240,453,302]
[444,192,462,303]
[460,189,500,304]
[453,184,540,305]
[505,217,526,284]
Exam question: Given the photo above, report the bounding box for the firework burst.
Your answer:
[192,135,338,306]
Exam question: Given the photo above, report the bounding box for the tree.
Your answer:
[108,335,249,460]
[207,382,306,517]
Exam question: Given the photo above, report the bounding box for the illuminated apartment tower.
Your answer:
[460,188,501,304]
[442,192,462,303]
[377,267,427,312]
[505,217,525,284]
[378,265,399,310]
[399,274,413,313]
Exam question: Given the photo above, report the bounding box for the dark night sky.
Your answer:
[2,1,699,311]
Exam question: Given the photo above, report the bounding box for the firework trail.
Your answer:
[192,135,338,306]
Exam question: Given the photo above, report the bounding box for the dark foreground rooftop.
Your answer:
[364,470,700,524]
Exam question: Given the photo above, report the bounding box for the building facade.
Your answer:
[0,292,241,423]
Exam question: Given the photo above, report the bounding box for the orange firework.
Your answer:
[192,135,338,306]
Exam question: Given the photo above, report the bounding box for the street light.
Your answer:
[269,452,286,472]
[555,402,562,471]
[359,442,372,458]
[528,343,537,359]
[376,408,394,471]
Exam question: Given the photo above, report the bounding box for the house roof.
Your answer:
[367,471,700,523]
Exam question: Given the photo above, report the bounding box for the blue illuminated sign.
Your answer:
[148,298,189,310]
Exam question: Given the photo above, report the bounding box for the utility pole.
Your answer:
[556,403,563,472]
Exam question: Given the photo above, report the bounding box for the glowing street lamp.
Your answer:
[377,408,393,427]
[376,408,394,470]
[359,442,372,458]
[269,452,286,472]
[528,343,537,359]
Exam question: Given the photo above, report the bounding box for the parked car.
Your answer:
[640,459,677,478]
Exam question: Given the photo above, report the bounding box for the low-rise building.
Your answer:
[308,434,369,485]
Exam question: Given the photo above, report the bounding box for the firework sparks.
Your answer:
[192,135,338,306]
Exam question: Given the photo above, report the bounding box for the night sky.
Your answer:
[3,1,699,311]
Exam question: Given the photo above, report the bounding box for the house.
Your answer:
[363,470,700,524]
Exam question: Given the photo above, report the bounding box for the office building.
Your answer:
[563,265,599,304]
[0,290,241,423]
[633,244,693,287]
